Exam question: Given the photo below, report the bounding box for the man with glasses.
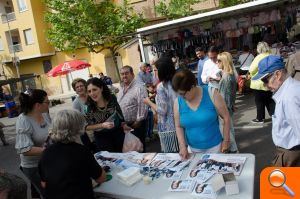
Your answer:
[117,65,148,152]
[253,55,300,166]
[201,46,221,89]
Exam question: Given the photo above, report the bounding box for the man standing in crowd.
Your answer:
[195,47,208,86]
[253,55,300,166]
[99,72,113,86]
[137,62,153,85]
[286,41,300,81]
[117,65,148,152]
[201,46,221,88]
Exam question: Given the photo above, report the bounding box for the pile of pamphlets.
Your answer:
[116,167,143,186]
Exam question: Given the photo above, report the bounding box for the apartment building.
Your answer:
[0,0,219,96]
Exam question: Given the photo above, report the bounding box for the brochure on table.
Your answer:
[94,152,247,197]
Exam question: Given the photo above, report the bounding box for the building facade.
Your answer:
[0,0,219,96]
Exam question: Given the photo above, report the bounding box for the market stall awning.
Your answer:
[136,0,283,36]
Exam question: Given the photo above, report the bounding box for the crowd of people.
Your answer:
[0,39,299,199]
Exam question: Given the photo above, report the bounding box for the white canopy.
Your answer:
[136,0,283,36]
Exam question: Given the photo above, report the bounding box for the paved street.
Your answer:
[0,93,274,199]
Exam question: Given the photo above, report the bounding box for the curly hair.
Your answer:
[71,78,87,91]
[86,77,112,111]
[49,109,85,144]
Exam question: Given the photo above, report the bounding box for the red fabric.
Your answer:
[47,60,91,77]
[238,76,246,90]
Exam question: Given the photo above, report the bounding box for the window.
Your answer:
[0,38,4,51]
[17,0,28,12]
[43,60,52,73]
[23,29,34,45]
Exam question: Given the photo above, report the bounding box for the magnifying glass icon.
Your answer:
[268,169,295,197]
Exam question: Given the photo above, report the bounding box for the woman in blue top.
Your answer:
[172,69,230,159]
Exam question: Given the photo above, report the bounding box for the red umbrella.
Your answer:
[47,60,91,77]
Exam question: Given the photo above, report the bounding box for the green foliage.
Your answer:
[219,0,252,8]
[44,0,145,53]
[155,0,202,20]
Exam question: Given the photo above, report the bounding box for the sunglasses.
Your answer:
[261,73,274,84]
[217,59,222,63]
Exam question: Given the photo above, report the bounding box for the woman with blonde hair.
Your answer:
[249,41,275,124]
[217,52,238,152]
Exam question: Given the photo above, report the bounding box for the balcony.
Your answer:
[1,12,16,23]
[9,44,22,53]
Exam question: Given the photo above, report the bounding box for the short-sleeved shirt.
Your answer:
[15,113,51,168]
[72,96,87,114]
[39,142,102,199]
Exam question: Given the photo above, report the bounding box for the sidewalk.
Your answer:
[0,99,73,132]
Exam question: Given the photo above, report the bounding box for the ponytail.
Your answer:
[19,89,47,114]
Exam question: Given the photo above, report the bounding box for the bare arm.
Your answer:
[95,168,106,184]
[86,123,114,131]
[143,98,157,112]
[174,99,189,159]
[212,90,231,152]
[23,146,44,156]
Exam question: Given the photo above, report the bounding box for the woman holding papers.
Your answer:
[172,69,231,159]
[85,78,127,152]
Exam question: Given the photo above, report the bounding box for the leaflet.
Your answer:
[191,183,217,199]
[197,154,247,175]
[168,180,196,192]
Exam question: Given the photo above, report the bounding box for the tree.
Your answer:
[155,0,204,20]
[219,0,253,8]
[45,0,145,80]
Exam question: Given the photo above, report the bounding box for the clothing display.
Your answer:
[148,4,300,67]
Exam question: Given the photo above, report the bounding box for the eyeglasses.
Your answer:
[75,85,85,89]
[261,72,275,84]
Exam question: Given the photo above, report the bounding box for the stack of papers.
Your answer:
[116,167,143,186]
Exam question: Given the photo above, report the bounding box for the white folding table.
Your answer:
[94,153,255,199]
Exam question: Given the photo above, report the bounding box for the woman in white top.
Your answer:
[238,45,254,74]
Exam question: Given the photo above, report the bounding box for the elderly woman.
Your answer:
[217,52,238,152]
[143,57,179,152]
[72,78,88,114]
[172,69,230,159]
[38,109,106,199]
[249,41,275,124]
[71,78,96,152]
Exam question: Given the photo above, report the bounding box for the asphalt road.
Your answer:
[0,93,275,199]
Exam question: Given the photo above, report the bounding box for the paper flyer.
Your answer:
[168,180,196,192]
[197,154,247,175]
[149,153,193,171]
[191,183,217,199]
[163,169,183,180]
[186,169,214,183]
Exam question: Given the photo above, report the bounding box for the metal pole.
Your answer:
[4,14,20,78]
[138,34,146,63]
